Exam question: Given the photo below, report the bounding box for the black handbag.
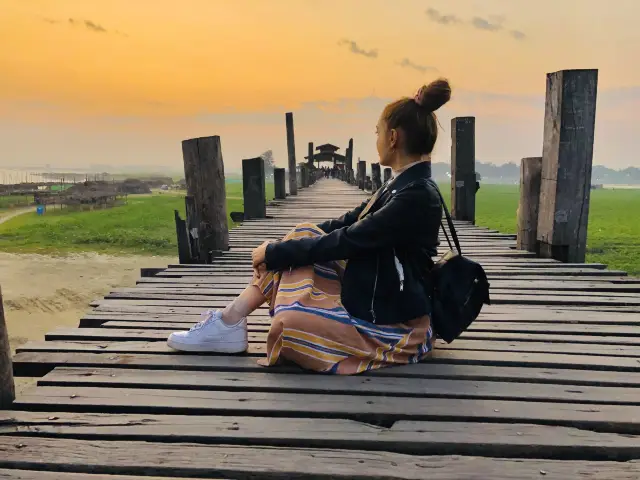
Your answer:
[426,180,491,343]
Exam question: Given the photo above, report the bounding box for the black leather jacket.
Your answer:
[264,161,442,325]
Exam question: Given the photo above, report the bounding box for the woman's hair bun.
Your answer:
[414,78,451,112]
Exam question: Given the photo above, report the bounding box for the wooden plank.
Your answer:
[82,307,640,325]
[12,386,640,433]
[42,327,640,347]
[91,302,640,315]
[95,320,640,337]
[12,351,640,385]
[18,337,640,362]
[137,274,640,284]
[38,367,640,405]
[0,471,206,480]
[98,291,640,306]
[1,411,639,461]
[1,436,638,479]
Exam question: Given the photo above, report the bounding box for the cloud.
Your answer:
[84,20,107,33]
[41,16,124,36]
[337,39,378,58]
[425,8,461,25]
[396,58,437,73]
[424,7,526,40]
[471,17,503,32]
[69,18,107,33]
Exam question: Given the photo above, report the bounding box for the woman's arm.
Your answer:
[316,199,370,234]
[265,187,440,271]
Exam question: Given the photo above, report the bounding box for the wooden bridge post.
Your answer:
[307,142,314,167]
[357,160,366,190]
[383,167,392,183]
[300,164,309,188]
[0,287,15,408]
[517,157,543,252]
[242,157,266,219]
[451,117,476,223]
[274,168,286,199]
[371,163,382,192]
[307,143,315,185]
[537,69,598,263]
[346,138,354,184]
[181,136,229,262]
[285,113,298,196]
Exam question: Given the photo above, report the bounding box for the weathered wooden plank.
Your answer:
[17,337,640,363]
[137,274,639,284]
[0,471,206,480]
[155,268,628,277]
[91,302,640,315]
[82,307,640,325]
[1,436,638,479]
[13,350,640,387]
[38,367,640,405]
[1,412,639,461]
[12,386,640,433]
[95,320,640,337]
[42,327,640,347]
[98,290,640,306]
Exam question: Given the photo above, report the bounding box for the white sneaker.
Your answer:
[167,309,248,353]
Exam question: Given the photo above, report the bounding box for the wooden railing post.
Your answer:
[357,160,366,190]
[346,138,354,184]
[451,117,476,223]
[0,287,15,409]
[307,143,315,185]
[537,69,598,263]
[371,163,382,192]
[285,112,298,196]
[181,136,229,262]
[242,157,266,219]
[307,142,314,167]
[274,168,286,199]
[300,164,309,188]
[517,157,543,252]
[383,168,392,184]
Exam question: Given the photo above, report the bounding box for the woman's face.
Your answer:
[376,116,396,167]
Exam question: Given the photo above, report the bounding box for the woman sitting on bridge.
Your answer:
[167,79,449,374]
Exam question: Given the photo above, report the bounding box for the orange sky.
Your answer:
[1,0,639,171]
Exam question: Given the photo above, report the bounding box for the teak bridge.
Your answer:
[1,69,639,478]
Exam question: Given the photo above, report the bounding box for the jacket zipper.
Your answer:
[370,254,379,323]
[393,249,405,292]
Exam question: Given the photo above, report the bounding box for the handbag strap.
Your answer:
[426,179,462,255]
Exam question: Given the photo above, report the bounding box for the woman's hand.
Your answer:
[252,240,273,268]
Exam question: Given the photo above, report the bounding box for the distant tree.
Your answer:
[260,150,275,174]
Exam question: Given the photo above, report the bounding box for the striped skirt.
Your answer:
[253,223,433,375]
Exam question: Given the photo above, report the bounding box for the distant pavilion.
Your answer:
[304,144,346,170]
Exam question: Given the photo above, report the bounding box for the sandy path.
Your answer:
[0,206,35,225]
[0,252,175,394]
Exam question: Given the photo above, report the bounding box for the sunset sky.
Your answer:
[1,0,639,173]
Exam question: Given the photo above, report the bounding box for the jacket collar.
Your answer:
[386,161,432,192]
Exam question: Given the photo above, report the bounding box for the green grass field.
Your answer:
[0,194,31,211]
[0,182,638,275]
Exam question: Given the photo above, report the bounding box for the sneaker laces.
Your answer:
[190,310,219,331]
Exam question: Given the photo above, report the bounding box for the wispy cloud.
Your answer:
[471,17,503,32]
[425,7,526,41]
[83,20,107,33]
[396,58,437,74]
[425,8,461,25]
[338,39,378,58]
[40,16,125,36]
